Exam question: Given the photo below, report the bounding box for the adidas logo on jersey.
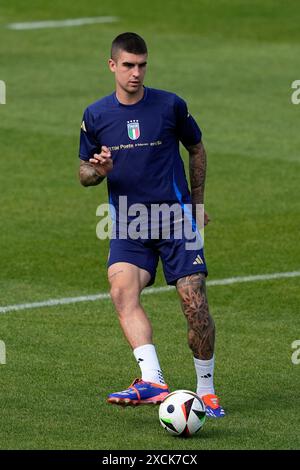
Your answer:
[193,254,204,265]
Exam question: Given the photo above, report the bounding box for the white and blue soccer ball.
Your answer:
[159,390,206,437]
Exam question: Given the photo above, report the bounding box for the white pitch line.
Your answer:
[207,270,300,286]
[6,16,119,31]
[0,271,299,315]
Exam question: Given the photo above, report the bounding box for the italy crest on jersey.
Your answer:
[127,120,140,140]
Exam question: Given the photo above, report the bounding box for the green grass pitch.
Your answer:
[0,0,299,450]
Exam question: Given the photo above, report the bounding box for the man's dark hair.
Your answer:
[111,32,147,61]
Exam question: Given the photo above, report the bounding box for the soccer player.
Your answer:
[79,33,224,418]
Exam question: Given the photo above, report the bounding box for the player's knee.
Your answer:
[176,273,215,323]
[176,273,206,303]
[110,285,138,314]
[110,285,126,311]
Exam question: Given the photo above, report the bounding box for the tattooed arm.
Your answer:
[79,161,105,186]
[186,141,209,226]
[187,140,207,205]
[79,146,113,187]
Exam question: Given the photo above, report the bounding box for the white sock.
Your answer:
[194,355,215,397]
[133,344,165,385]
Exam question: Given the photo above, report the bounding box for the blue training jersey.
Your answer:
[79,87,202,218]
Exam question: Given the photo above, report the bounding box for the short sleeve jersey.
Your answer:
[79,87,202,218]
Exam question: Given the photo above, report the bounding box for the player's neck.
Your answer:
[115,86,145,105]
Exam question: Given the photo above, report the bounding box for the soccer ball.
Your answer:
[159,390,206,437]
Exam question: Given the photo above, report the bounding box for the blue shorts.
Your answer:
[107,236,208,286]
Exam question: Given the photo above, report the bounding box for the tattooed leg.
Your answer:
[176,273,215,360]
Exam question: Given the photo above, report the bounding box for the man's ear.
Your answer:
[108,59,116,72]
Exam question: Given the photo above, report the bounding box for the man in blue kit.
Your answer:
[79,32,224,417]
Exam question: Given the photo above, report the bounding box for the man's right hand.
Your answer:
[89,146,113,177]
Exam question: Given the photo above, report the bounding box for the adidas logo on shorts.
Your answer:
[193,254,204,265]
